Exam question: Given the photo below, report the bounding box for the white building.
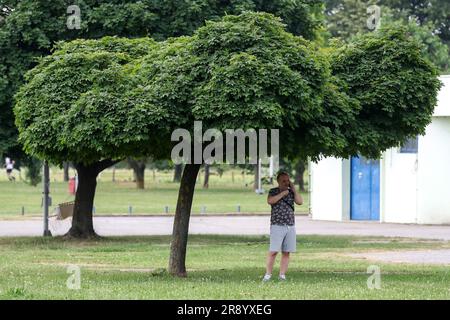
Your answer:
[309,75,450,224]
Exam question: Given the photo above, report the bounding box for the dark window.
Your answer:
[400,136,418,153]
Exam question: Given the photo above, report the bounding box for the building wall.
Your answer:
[417,117,450,224]
[310,157,344,221]
[381,149,418,223]
[311,76,450,224]
[433,75,450,116]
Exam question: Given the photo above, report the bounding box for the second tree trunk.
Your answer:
[66,163,99,239]
[168,163,201,277]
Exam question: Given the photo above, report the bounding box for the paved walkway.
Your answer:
[0,215,449,240]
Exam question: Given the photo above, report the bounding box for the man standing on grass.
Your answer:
[263,170,303,281]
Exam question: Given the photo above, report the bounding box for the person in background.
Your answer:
[4,157,16,181]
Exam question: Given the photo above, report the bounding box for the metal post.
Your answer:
[43,161,52,237]
[258,158,261,191]
[269,155,274,185]
[255,158,264,194]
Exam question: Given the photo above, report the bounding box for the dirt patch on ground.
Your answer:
[347,249,450,265]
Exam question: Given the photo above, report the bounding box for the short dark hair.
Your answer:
[276,170,289,181]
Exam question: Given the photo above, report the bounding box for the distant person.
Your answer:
[263,170,303,281]
[4,157,16,181]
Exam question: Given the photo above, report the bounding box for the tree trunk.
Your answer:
[128,158,146,189]
[135,166,145,189]
[169,163,201,277]
[173,164,183,182]
[295,160,306,192]
[65,160,118,239]
[63,162,70,182]
[203,164,210,189]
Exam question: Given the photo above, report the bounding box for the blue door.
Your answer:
[350,156,380,220]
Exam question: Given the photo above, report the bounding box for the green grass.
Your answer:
[0,235,448,299]
[0,168,309,217]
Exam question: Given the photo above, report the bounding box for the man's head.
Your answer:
[276,170,290,191]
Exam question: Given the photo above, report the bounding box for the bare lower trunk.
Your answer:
[63,162,70,182]
[203,164,210,189]
[135,167,145,189]
[66,164,98,239]
[173,164,183,182]
[169,163,201,277]
[128,158,146,189]
[65,160,118,239]
[295,160,306,192]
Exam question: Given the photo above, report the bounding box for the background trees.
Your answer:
[323,0,450,73]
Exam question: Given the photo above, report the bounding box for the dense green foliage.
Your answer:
[329,26,442,158]
[15,12,442,164]
[1,0,323,161]
[132,12,329,136]
[14,37,171,164]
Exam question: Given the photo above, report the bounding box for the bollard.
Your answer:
[21,206,25,216]
[128,205,133,215]
[164,206,169,214]
[237,204,240,213]
[201,206,206,214]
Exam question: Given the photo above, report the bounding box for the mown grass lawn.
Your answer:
[0,235,448,299]
[0,168,309,217]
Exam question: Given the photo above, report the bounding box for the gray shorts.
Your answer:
[269,224,296,253]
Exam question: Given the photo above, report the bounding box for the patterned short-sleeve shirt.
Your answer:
[269,187,295,226]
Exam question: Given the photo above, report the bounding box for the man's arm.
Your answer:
[289,181,303,205]
[267,190,289,205]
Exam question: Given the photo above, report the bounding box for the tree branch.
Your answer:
[96,159,122,172]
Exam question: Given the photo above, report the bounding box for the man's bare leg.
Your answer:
[280,252,290,276]
[265,251,278,275]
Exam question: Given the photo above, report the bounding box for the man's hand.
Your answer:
[288,180,304,205]
[267,189,289,205]
[289,181,295,190]
[280,190,289,197]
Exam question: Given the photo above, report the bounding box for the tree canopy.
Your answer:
[133,12,329,133]
[0,0,324,161]
[13,36,172,238]
[14,37,171,165]
[328,25,442,158]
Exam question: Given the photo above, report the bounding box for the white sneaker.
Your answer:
[279,274,286,281]
[262,274,272,282]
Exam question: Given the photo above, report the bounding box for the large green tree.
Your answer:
[14,37,171,238]
[1,0,323,174]
[132,12,441,276]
